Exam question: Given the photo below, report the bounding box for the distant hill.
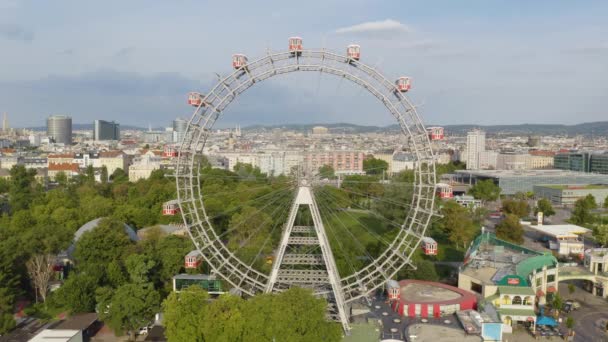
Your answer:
[438,122,608,136]
[245,121,608,136]
[25,121,608,136]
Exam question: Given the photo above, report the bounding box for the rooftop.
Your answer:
[30,329,80,342]
[52,313,97,330]
[456,169,608,179]
[497,286,535,296]
[538,184,608,190]
[463,233,557,284]
[525,224,591,238]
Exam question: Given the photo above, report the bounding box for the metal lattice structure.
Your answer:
[175,45,437,331]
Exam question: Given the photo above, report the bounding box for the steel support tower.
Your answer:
[266,180,350,331]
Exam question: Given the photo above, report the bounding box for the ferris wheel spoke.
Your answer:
[201,180,294,200]
[201,183,294,220]
[337,186,412,209]
[314,194,374,262]
[231,193,293,268]
[316,197,359,278]
[317,187,396,247]
[242,198,293,270]
[207,186,295,242]
[321,185,408,230]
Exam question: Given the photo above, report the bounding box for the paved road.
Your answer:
[557,282,608,342]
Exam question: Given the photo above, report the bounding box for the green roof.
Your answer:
[497,308,536,318]
[498,286,535,296]
[516,254,558,279]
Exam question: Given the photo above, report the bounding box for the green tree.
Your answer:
[534,198,556,218]
[9,165,38,211]
[0,312,16,335]
[106,260,128,288]
[552,292,563,316]
[73,218,134,282]
[162,286,209,342]
[156,236,193,285]
[200,294,245,342]
[604,195,608,209]
[54,171,68,187]
[318,165,335,179]
[362,156,388,175]
[583,194,598,210]
[52,273,98,313]
[110,168,129,183]
[100,166,109,184]
[242,288,342,342]
[125,254,156,284]
[468,179,500,202]
[85,165,95,185]
[502,199,530,218]
[570,198,593,225]
[104,284,160,341]
[439,200,476,249]
[566,316,575,335]
[496,214,524,244]
[568,283,576,295]
[592,224,608,247]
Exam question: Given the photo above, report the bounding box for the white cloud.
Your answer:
[334,19,410,35]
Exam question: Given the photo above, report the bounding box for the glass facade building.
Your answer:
[172,274,223,293]
[554,152,608,174]
[455,169,608,195]
[94,120,120,141]
[47,115,72,145]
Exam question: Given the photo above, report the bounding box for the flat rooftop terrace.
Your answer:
[400,283,462,303]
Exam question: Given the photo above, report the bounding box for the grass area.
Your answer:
[322,210,394,276]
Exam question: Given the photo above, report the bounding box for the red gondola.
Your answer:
[347,44,360,61]
[396,77,412,92]
[232,54,248,70]
[162,200,180,216]
[289,36,303,54]
[188,92,205,107]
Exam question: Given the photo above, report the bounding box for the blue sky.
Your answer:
[1,0,607,128]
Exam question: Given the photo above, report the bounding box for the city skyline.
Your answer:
[1,1,607,128]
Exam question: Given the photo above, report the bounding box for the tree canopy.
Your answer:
[318,165,335,179]
[468,179,500,202]
[162,287,342,342]
[534,198,556,218]
[502,198,530,218]
[362,156,388,175]
[496,214,524,244]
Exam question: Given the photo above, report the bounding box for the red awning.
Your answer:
[547,286,557,293]
[536,289,545,297]
[527,317,535,322]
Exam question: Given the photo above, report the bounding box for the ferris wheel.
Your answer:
[175,37,437,331]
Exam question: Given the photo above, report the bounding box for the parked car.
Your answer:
[563,300,581,313]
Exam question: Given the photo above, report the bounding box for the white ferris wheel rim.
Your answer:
[175,47,437,304]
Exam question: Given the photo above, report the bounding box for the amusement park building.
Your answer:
[458,233,566,329]
[388,280,477,318]
[458,232,559,299]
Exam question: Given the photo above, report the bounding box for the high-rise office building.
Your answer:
[47,115,72,145]
[466,129,485,170]
[172,118,188,143]
[94,120,120,141]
